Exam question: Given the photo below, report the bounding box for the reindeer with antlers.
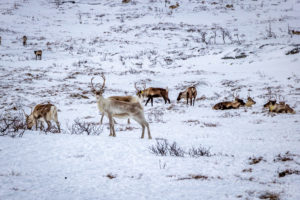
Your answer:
[135,83,170,107]
[98,83,144,125]
[213,93,245,110]
[91,75,151,139]
[264,95,296,114]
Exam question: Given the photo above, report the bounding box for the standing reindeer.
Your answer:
[177,86,197,106]
[91,75,151,139]
[135,83,170,107]
[23,35,27,46]
[99,92,143,125]
[34,50,42,60]
[23,104,60,132]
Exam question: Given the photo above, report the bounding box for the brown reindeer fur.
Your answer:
[34,50,42,60]
[137,87,170,106]
[169,2,179,9]
[213,97,245,110]
[245,97,256,107]
[177,86,197,106]
[25,104,60,132]
[292,30,300,35]
[23,35,27,46]
[266,101,296,114]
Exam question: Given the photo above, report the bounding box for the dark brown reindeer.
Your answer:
[169,2,179,9]
[91,75,151,139]
[177,86,197,106]
[23,104,61,132]
[213,96,245,110]
[23,35,27,46]
[34,50,42,60]
[135,83,170,107]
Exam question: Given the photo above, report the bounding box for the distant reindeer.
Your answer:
[91,75,151,139]
[265,100,296,114]
[22,35,27,46]
[213,97,245,110]
[23,104,61,132]
[34,50,42,60]
[169,2,179,9]
[292,30,300,35]
[122,0,131,3]
[135,83,170,107]
[245,94,256,107]
[177,86,197,106]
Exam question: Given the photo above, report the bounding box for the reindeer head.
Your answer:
[135,82,146,98]
[177,92,183,102]
[22,108,35,130]
[91,74,106,100]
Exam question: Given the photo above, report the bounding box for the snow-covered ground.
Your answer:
[1,0,300,199]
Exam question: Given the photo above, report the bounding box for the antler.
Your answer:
[90,77,96,93]
[142,82,146,90]
[100,74,106,91]
[134,82,140,91]
[21,108,28,117]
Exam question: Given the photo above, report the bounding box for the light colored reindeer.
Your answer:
[23,104,60,132]
[91,75,151,139]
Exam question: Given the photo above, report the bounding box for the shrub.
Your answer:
[149,139,212,158]
[67,119,103,135]
[0,112,26,138]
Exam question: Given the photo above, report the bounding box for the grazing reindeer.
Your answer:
[136,83,170,107]
[177,86,197,106]
[23,104,60,132]
[23,35,27,46]
[91,75,151,139]
[245,96,256,107]
[169,2,179,9]
[34,50,42,60]
[213,97,245,110]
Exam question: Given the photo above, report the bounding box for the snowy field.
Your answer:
[1,0,300,199]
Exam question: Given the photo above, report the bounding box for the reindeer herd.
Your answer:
[2,36,296,138]
[21,74,296,139]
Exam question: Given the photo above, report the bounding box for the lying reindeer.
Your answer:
[213,97,245,110]
[91,75,151,139]
[264,100,296,114]
[169,2,179,9]
[136,83,170,106]
[23,35,27,46]
[177,86,197,106]
[34,50,42,60]
[245,96,256,107]
[23,104,60,132]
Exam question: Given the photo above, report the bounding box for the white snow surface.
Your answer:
[1,0,300,199]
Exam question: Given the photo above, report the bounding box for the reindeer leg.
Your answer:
[55,121,61,133]
[186,93,189,105]
[145,97,151,106]
[151,97,153,106]
[127,118,130,124]
[145,122,151,139]
[46,120,51,131]
[100,113,104,124]
[35,119,38,130]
